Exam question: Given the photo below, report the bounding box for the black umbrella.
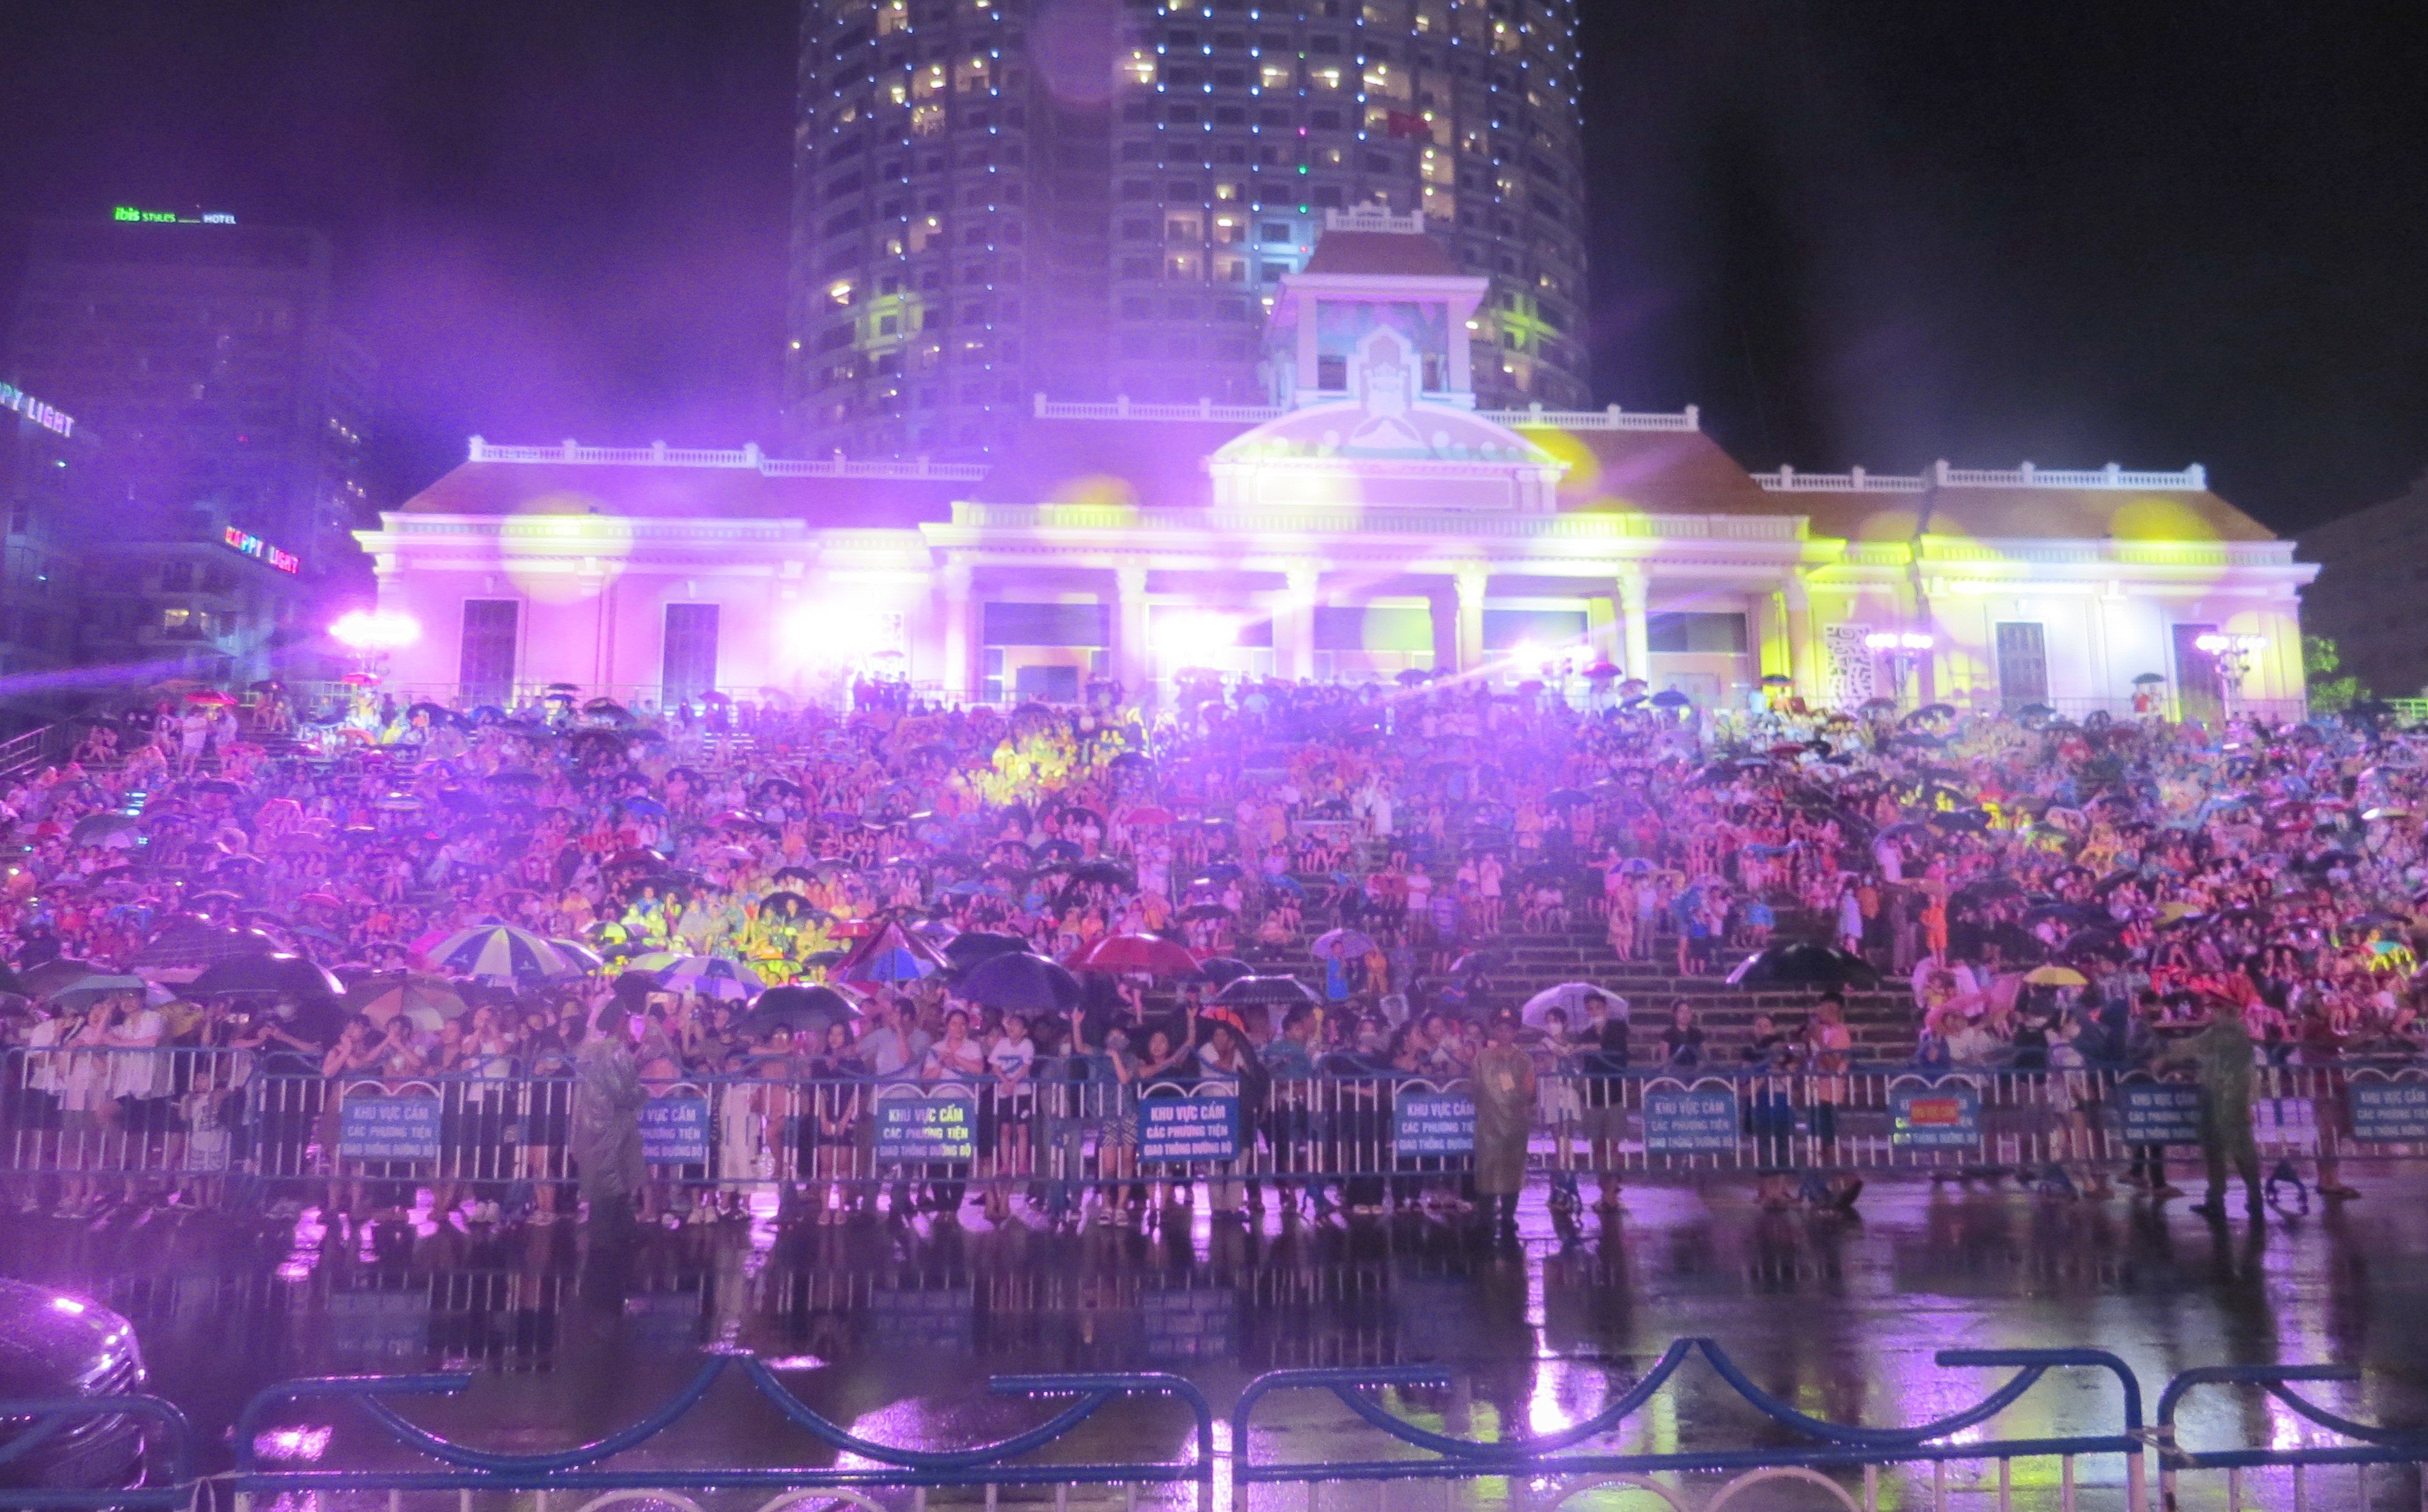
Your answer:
[1196,956,1255,985]
[1724,942,1879,990]
[1070,860,1137,887]
[188,953,345,998]
[1215,975,1322,1006]
[1954,877,2026,904]
[1648,689,1692,708]
[740,984,858,1038]
[2056,928,2127,962]
[127,922,280,970]
[942,931,1031,970]
[759,891,824,922]
[958,951,1082,1013]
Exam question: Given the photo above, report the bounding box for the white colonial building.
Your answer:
[359,211,2316,721]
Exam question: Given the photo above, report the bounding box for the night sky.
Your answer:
[1,1,2422,533]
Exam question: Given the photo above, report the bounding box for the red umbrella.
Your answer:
[186,690,238,706]
[1067,932,1202,977]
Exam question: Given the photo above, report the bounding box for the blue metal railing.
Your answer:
[2156,1363,2428,1471]
[0,1395,195,1510]
[9,1352,2428,1511]
[1232,1340,2143,1482]
[225,1360,1213,1496]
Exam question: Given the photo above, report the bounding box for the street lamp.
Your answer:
[330,610,420,687]
[1864,630,1935,707]
[2194,631,2267,722]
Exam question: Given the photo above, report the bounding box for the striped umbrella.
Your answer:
[423,924,575,984]
[549,938,607,974]
[647,954,760,1002]
[835,920,947,985]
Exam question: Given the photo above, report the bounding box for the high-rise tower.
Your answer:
[785,0,1589,461]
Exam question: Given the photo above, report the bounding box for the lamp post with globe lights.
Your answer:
[1864,630,1935,709]
[2193,631,2266,724]
[329,609,421,690]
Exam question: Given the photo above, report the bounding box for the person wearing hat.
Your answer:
[1470,1012,1536,1239]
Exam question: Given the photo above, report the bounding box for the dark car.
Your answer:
[0,1279,148,1491]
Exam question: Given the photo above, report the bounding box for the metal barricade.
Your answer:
[1235,1342,2148,1512]
[15,1055,2428,1204]
[2156,1363,2428,1512]
[1,1046,260,1188]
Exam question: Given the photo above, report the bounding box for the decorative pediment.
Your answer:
[1205,374,1569,513]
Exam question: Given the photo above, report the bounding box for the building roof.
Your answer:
[1514,424,1781,517]
[393,460,964,530]
[972,418,1251,508]
[1300,230,1465,279]
[1918,486,2275,544]
[2300,471,2428,553]
[1753,485,2279,545]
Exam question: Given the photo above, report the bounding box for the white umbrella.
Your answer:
[1520,981,1623,1027]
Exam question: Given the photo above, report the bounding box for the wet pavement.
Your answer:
[4,1173,2426,1502]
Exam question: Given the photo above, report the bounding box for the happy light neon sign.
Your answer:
[0,383,73,439]
[223,527,299,574]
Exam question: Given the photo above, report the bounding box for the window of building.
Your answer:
[160,561,194,592]
[1645,612,1749,654]
[1993,621,2049,709]
[1483,608,1587,651]
[460,600,520,704]
[662,603,721,707]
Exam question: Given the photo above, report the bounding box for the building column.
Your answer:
[1782,570,1816,700]
[1454,564,1489,675]
[1280,562,1319,682]
[1295,302,1321,404]
[939,558,974,703]
[1616,565,1650,680]
[1428,581,1458,674]
[1112,564,1150,702]
[1752,589,1788,686]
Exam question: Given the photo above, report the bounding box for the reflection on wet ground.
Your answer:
[3,1174,2424,1494]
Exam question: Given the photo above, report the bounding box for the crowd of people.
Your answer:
[2,670,2424,1231]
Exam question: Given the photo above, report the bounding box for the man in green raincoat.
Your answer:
[2167,996,2263,1218]
[1470,1012,1537,1237]
[572,1000,647,1228]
